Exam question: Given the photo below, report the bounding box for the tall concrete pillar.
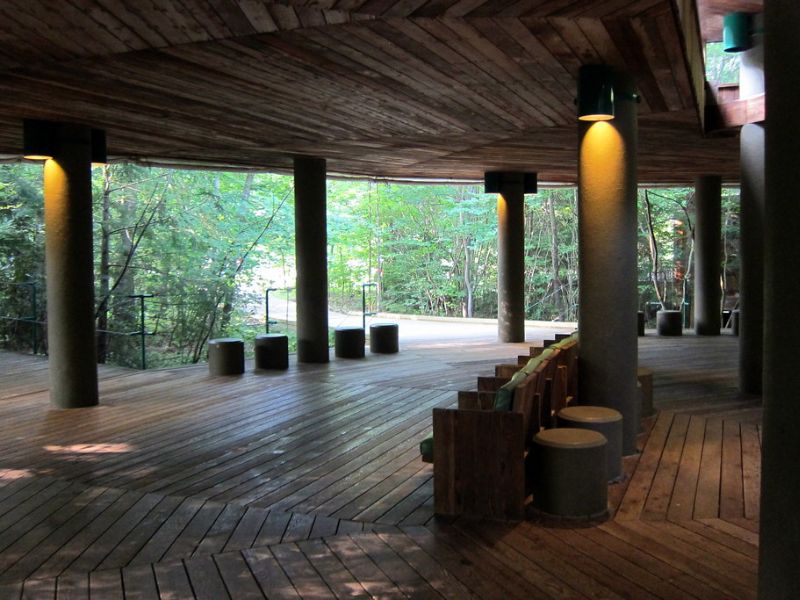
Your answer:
[693,175,722,335]
[496,173,526,342]
[294,156,329,363]
[759,3,800,597]
[43,124,99,408]
[577,68,639,455]
[738,17,765,395]
[739,124,764,393]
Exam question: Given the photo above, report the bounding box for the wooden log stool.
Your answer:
[637,367,655,417]
[369,322,399,354]
[557,406,623,481]
[637,311,645,336]
[208,338,244,376]
[530,428,608,519]
[254,333,289,370]
[656,310,683,336]
[731,309,740,336]
[335,326,365,359]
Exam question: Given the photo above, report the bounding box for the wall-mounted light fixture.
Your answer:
[22,119,58,160]
[91,128,107,165]
[484,171,537,194]
[23,119,107,164]
[577,65,615,121]
[723,12,753,53]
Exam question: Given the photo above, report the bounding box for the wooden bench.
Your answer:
[428,333,579,519]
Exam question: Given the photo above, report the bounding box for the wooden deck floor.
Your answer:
[0,333,760,598]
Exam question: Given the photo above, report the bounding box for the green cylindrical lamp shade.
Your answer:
[577,65,615,121]
[723,12,752,53]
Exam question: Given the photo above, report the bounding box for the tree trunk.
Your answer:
[218,173,254,335]
[458,208,475,318]
[643,190,666,307]
[463,243,474,318]
[547,193,562,319]
[96,166,112,363]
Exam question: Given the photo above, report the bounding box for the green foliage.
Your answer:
[0,162,742,366]
[93,167,295,366]
[0,164,45,351]
[705,42,740,84]
[638,186,740,321]
[523,188,578,321]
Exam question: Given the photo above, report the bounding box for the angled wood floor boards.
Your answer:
[0,332,759,598]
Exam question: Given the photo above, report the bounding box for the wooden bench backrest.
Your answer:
[433,407,525,519]
[477,375,510,394]
[457,390,496,410]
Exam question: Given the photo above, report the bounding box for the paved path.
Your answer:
[261,296,576,346]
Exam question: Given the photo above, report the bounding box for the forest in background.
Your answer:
[0,163,740,368]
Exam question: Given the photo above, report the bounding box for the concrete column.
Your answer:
[759,3,800,597]
[44,124,99,408]
[739,14,764,99]
[497,174,526,342]
[294,156,329,363]
[739,124,764,394]
[577,69,639,455]
[693,175,722,335]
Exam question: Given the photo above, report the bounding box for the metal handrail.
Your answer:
[362,282,377,330]
[1,282,152,369]
[0,280,40,354]
[265,287,293,333]
[128,294,154,369]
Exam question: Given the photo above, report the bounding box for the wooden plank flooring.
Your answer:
[0,331,759,598]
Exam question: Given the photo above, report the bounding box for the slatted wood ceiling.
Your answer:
[698,0,762,41]
[0,1,747,182]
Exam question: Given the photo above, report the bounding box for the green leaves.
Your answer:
[0,162,743,365]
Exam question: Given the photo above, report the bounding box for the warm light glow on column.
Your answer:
[497,193,507,221]
[579,121,625,205]
[43,158,68,225]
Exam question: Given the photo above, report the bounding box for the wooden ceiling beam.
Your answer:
[0,0,742,183]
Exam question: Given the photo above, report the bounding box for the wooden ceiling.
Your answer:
[0,0,745,183]
[696,0,762,42]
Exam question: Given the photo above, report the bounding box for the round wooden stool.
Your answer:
[369,323,399,354]
[637,311,645,336]
[208,338,244,376]
[254,333,289,370]
[557,406,623,481]
[335,326,365,359]
[530,428,608,519]
[656,310,683,336]
[637,367,654,417]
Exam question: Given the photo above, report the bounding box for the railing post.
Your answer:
[362,282,377,330]
[128,294,153,370]
[30,281,38,355]
[265,288,276,333]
